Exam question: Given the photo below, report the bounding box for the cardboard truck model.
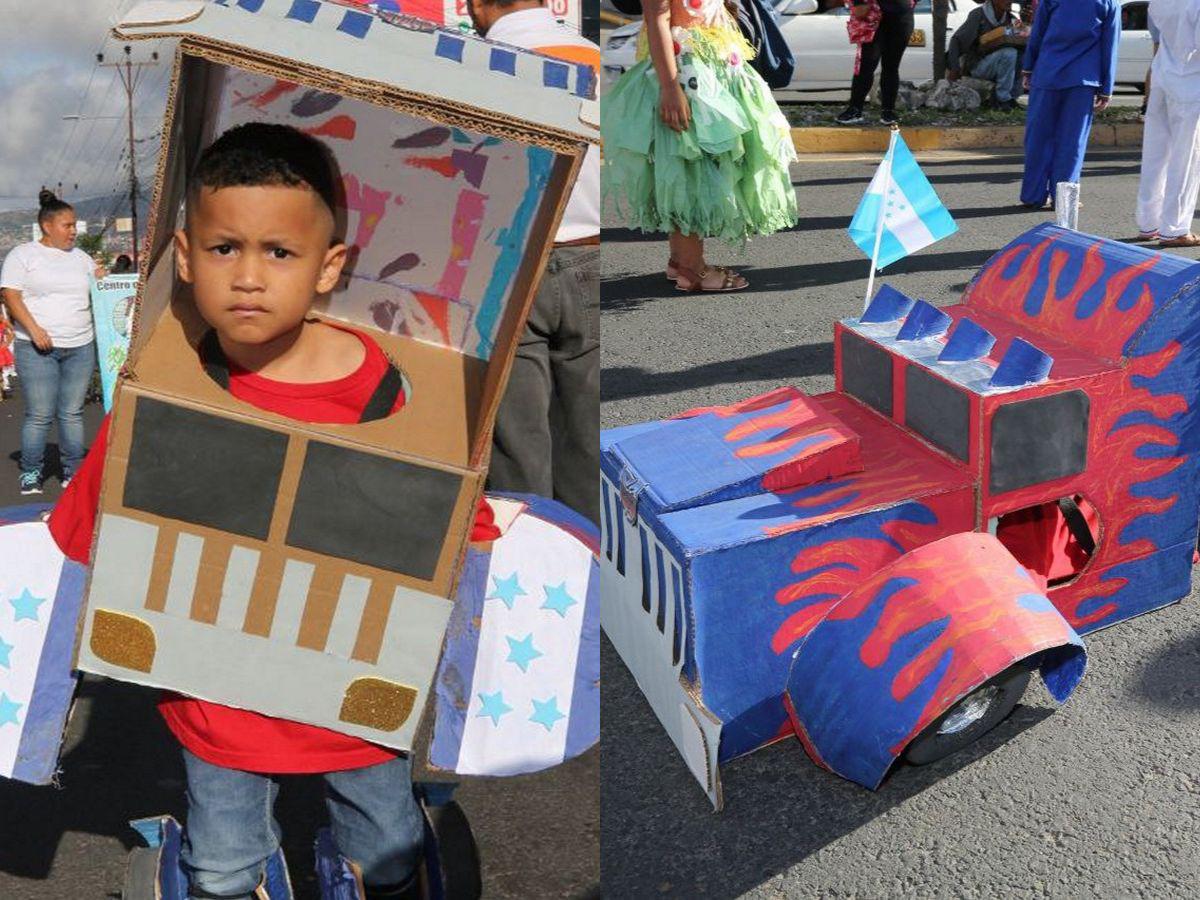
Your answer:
[600,224,1200,808]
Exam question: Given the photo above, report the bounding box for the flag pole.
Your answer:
[864,125,900,314]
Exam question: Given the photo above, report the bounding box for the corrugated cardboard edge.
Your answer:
[114,30,595,153]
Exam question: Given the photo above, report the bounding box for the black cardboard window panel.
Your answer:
[124,398,287,539]
[841,331,893,416]
[905,366,970,462]
[989,390,1089,494]
[286,441,461,579]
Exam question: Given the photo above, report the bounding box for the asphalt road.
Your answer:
[0,396,599,898]
[601,149,1200,898]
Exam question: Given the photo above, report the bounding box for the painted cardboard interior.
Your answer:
[75,0,593,752]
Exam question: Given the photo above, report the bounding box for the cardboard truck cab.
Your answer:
[601,225,1200,806]
[75,0,598,752]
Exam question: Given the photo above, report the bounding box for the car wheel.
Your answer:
[902,662,1032,766]
[428,800,482,900]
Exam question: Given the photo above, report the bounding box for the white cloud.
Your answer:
[0,0,172,212]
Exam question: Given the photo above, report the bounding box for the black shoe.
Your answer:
[836,106,864,125]
[879,109,898,126]
[996,98,1017,112]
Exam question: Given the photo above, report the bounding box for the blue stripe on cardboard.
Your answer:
[490,48,517,75]
[564,558,599,762]
[337,8,372,38]
[654,544,666,633]
[543,60,569,89]
[671,564,683,666]
[11,560,85,784]
[601,481,613,560]
[574,64,596,98]
[435,33,465,63]
[285,0,320,23]
[429,549,490,771]
[236,0,265,12]
[0,503,52,525]
[474,146,553,358]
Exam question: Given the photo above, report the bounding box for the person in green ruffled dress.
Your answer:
[602,0,799,292]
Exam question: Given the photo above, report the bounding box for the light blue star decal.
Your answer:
[541,582,578,618]
[505,633,543,673]
[0,635,12,669]
[487,573,527,610]
[529,696,566,732]
[0,693,21,727]
[9,588,46,623]
[476,690,513,726]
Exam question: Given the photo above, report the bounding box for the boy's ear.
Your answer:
[173,229,193,284]
[316,242,348,295]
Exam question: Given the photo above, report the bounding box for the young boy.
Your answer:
[49,123,495,900]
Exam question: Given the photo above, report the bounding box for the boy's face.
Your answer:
[174,184,346,346]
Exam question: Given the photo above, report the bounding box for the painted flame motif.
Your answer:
[675,387,862,490]
[798,540,1076,758]
[1057,341,1188,628]
[858,551,1071,754]
[770,508,948,655]
[968,238,1160,360]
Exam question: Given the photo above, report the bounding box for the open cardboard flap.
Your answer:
[72,0,596,756]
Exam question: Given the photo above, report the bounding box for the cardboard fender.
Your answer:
[785,532,1086,789]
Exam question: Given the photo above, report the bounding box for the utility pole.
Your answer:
[100,45,158,267]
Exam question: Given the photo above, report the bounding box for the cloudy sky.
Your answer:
[0,0,172,212]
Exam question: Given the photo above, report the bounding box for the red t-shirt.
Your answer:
[50,323,500,773]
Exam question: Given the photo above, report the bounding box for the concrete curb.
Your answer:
[792,122,1144,154]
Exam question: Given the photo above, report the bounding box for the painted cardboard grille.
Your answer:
[75,0,597,751]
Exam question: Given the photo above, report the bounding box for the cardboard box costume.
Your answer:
[61,0,599,759]
[602,224,1200,807]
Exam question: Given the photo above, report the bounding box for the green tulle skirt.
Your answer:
[601,24,798,243]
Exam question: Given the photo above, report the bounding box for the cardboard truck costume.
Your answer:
[0,0,601,787]
[602,224,1200,808]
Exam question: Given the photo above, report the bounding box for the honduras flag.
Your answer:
[848,132,957,270]
[428,494,598,776]
[0,505,87,785]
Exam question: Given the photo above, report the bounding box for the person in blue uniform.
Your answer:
[1019,0,1121,208]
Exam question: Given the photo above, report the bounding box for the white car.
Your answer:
[602,0,1155,96]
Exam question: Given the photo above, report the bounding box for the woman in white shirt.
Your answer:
[0,191,101,494]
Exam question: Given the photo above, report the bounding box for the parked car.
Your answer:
[600,224,1200,807]
[602,0,1155,96]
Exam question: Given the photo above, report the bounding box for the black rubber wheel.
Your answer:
[121,847,160,900]
[427,801,482,900]
[903,663,1032,766]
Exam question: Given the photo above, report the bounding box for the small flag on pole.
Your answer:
[849,130,958,273]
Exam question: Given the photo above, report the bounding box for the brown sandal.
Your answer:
[674,264,748,293]
[666,257,681,281]
[1159,234,1200,248]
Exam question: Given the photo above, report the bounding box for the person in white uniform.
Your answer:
[1135,0,1200,247]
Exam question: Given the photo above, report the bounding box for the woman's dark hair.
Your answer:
[37,189,73,226]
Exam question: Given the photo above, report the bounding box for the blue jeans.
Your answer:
[972,46,1020,102]
[181,750,424,898]
[12,339,95,477]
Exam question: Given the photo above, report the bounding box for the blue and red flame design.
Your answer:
[673,387,863,494]
[968,226,1200,632]
[785,533,1086,788]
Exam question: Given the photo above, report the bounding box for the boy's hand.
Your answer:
[29,325,52,352]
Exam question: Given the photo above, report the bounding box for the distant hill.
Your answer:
[0,191,152,257]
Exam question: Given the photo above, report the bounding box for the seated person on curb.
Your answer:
[48,123,499,900]
[947,0,1027,111]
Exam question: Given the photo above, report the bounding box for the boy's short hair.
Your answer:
[189,122,339,216]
